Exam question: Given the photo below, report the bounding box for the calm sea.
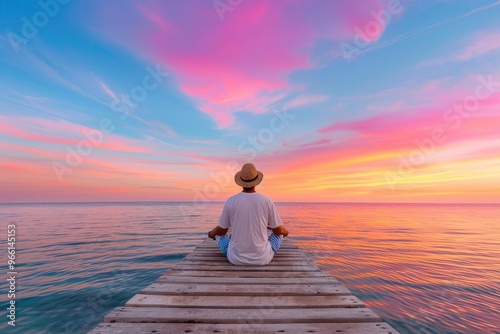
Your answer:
[0,202,498,334]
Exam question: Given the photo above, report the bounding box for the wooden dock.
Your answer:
[89,238,400,333]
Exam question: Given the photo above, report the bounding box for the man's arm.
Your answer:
[268,200,288,237]
[271,225,289,237]
[208,226,229,240]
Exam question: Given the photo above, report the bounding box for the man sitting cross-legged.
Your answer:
[208,163,289,265]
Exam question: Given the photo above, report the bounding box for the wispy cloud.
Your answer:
[419,30,500,67]
[0,115,151,153]
[0,37,112,108]
[285,95,329,110]
[454,31,500,62]
[324,1,500,66]
[1,0,499,203]
[99,81,118,101]
[80,0,393,128]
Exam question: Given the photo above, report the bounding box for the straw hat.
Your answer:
[234,163,264,188]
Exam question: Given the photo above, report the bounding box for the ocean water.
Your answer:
[0,202,499,334]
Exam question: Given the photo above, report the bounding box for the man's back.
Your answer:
[218,192,282,265]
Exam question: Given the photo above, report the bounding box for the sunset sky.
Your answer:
[1,0,499,203]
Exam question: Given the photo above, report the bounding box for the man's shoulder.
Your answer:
[226,192,243,201]
[224,192,243,206]
[226,192,273,203]
[255,192,273,202]
[250,192,275,206]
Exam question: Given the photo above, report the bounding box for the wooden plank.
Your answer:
[164,270,331,278]
[172,264,320,271]
[197,240,298,248]
[197,242,297,246]
[195,242,298,249]
[189,255,308,260]
[89,321,398,334]
[125,294,363,308]
[187,252,309,257]
[191,250,304,256]
[190,248,304,253]
[186,255,307,260]
[156,276,338,284]
[179,259,316,266]
[184,256,311,261]
[104,306,381,324]
[189,256,307,260]
[183,257,311,263]
[193,248,301,253]
[87,238,401,334]
[185,254,310,259]
[141,282,352,296]
[198,239,297,244]
[195,244,299,249]
[185,255,310,260]
[186,252,310,258]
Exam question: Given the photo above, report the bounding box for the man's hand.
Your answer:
[208,226,228,240]
[271,225,289,237]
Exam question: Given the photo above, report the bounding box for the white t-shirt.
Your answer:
[218,192,282,265]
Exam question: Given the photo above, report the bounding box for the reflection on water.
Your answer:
[0,202,498,333]
[282,203,500,334]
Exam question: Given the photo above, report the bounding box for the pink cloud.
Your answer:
[84,0,392,127]
[454,31,500,62]
[418,31,500,68]
[298,139,332,148]
[0,143,63,159]
[0,116,150,153]
[251,88,500,193]
[318,90,500,139]
[0,117,78,146]
[0,158,43,174]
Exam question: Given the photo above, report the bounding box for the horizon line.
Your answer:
[1,201,498,205]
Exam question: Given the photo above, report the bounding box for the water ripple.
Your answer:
[0,202,498,334]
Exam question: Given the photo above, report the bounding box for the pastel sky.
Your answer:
[1,0,499,203]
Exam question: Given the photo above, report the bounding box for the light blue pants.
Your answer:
[215,234,283,256]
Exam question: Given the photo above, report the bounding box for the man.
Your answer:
[208,163,289,265]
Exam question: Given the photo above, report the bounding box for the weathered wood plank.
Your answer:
[191,250,304,256]
[125,294,363,308]
[179,259,316,266]
[184,257,309,263]
[163,269,331,278]
[185,253,312,261]
[190,256,308,261]
[185,255,310,261]
[195,241,298,249]
[156,276,338,284]
[185,254,311,259]
[172,264,320,271]
[192,249,302,253]
[195,245,300,249]
[187,252,309,257]
[104,306,381,324]
[195,244,299,249]
[89,321,398,334]
[141,282,351,296]
[191,247,303,252]
[197,239,298,248]
[182,257,310,265]
[190,248,304,253]
[195,243,299,249]
[88,238,401,334]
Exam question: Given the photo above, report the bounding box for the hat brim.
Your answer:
[234,171,264,188]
